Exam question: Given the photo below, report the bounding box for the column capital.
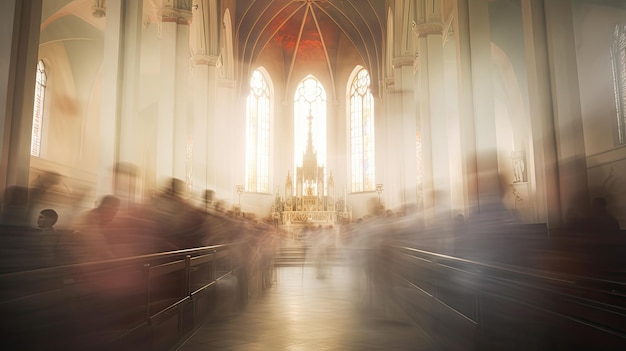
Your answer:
[92,0,106,18]
[392,55,415,69]
[412,21,444,38]
[159,7,192,25]
[382,77,395,94]
[190,54,219,67]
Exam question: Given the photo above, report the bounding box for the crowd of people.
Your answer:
[0,169,624,279]
[0,176,283,275]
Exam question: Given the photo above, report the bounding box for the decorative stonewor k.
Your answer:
[511,151,527,183]
[327,171,334,211]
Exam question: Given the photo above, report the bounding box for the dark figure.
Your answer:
[0,186,30,226]
[37,208,58,232]
[37,209,59,267]
[589,197,620,232]
[71,195,121,261]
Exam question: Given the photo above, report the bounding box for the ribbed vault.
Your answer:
[235,0,385,98]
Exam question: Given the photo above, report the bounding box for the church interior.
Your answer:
[2,0,626,230]
[2,0,626,350]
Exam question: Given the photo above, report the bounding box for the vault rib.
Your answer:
[310,5,337,102]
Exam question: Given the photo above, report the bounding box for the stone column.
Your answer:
[442,26,465,216]
[414,2,452,224]
[157,1,192,187]
[190,54,218,195]
[453,0,479,213]
[521,0,561,226]
[189,0,220,198]
[383,1,419,210]
[468,0,501,209]
[382,79,404,209]
[390,56,419,208]
[98,0,143,203]
[544,0,590,222]
[0,0,42,192]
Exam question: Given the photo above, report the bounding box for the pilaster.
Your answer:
[468,0,500,210]
[417,31,452,225]
[190,54,219,197]
[97,0,143,204]
[544,0,590,221]
[521,0,561,226]
[0,0,42,193]
[453,0,479,213]
[157,4,192,187]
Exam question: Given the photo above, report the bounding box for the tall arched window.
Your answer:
[349,68,375,192]
[612,24,626,145]
[245,69,271,192]
[294,76,327,181]
[31,59,46,157]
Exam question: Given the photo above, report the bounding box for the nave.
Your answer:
[2,221,626,351]
[178,266,435,351]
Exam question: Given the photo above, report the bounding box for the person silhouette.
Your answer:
[37,209,58,232]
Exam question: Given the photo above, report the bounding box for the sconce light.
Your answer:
[375,184,383,205]
[236,185,244,206]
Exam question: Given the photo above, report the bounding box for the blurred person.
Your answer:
[37,208,58,232]
[36,209,59,267]
[587,197,620,232]
[75,195,120,228]
[147,178,206,249]
[312,225,334,279]
[26,171,62,221]
[69,195,121,262]
[0,186,30,226]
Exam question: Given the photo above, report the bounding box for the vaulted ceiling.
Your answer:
[234,0,386,97]
[38,0,387,97]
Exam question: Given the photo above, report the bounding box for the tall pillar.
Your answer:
[385,1,418,209]
[414,0,452,224]
[0,0,42,193]
[521,0,561,226]
[190,55,218,195]
[453,0,479,212]
[157,1,192,187]
[443,32,465,216]
[398,59,419,207]
[383,80,405,209]
[544,0,589,221]
[468,0,501,209]
[97,0,143,203]
[190,0,220,198]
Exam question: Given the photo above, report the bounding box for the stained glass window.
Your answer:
[245,69,271,192]
[294,76,327,188]
[31,60,46,157]
[611,24,626,145]
[350,68,374,192]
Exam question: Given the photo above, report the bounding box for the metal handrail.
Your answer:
[385,244,626,350]
[0,242,247,350]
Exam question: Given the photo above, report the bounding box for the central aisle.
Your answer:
[177,265,436,350]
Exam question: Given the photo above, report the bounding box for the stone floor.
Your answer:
[177,265,437,351]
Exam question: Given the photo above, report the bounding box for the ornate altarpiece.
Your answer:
[271,114,350,226]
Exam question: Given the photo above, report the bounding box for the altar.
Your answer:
[270,113,350,228]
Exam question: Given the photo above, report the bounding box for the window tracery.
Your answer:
[245,69,271,192]
[350,68,374,192]
[31,60,46,157]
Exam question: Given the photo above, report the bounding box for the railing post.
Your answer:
[212,249,217,282]
[143,263,151,321]
[475,285,484,349]
[184,255,192,297]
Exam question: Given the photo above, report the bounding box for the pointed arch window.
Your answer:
[31,60,46,157]
[245,69,271,193]
[612,24,626,145]
[350,68,375,192]
[294,76,327,191]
